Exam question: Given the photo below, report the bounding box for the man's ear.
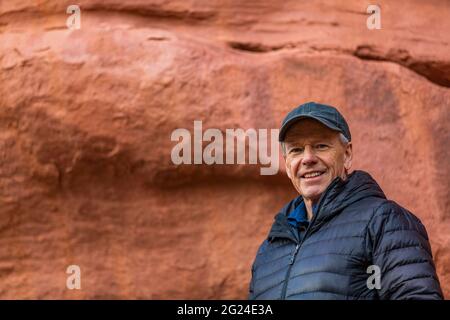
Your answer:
[344,142,353,171]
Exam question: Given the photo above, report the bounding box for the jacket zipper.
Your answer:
[280,242,300,299]
[289,244,300,264]
[279,191,330,299]
[279,242,300,299]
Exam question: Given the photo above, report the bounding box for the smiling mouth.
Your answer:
[301,170,326,179]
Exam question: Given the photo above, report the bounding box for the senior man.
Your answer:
[248,102,443,300]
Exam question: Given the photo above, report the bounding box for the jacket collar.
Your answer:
[267,170,386,242]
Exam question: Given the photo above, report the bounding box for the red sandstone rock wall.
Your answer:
[0,0,449,299]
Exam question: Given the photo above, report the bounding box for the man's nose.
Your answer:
[301,145,318,166]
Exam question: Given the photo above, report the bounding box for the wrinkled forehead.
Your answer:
[283,119,340,144]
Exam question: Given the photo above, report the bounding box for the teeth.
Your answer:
[304,172,323,178]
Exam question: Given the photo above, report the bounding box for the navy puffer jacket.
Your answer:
[248,170,443,300]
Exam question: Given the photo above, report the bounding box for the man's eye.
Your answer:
[289,147,303,154]
[315,144,329,150]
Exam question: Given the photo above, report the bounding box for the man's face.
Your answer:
[283,119,353,204]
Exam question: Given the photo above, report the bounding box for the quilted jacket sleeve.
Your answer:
[367,201,443,300]
[248,263,256,300]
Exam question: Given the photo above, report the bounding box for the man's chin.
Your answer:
[301,189,324,202]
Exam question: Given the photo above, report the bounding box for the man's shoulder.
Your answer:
[368,199,428,237]
[371,199,421,221]
[339,194,386,219]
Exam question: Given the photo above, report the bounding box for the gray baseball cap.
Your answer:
[279,102,351,142]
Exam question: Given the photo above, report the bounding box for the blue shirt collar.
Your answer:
[287,201,317,228]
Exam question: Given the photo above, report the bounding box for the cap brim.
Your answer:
[278,115,342,142]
